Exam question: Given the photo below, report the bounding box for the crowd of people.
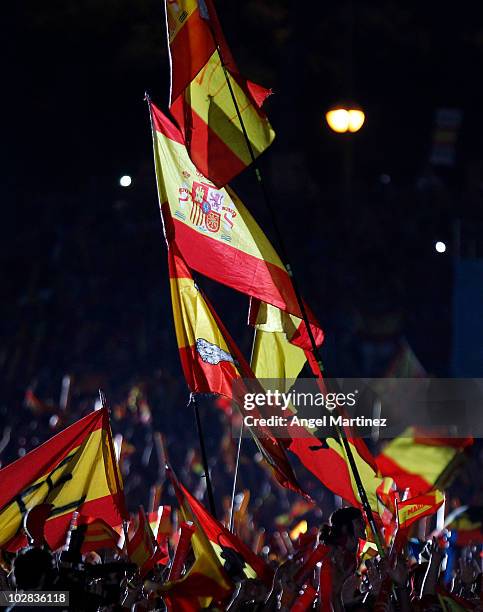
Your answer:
[0,502,481,610]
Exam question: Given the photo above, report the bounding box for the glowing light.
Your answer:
[435,241,446,253]
[326,107,365,133]
[290,520,308,540]
[120,175,132,187]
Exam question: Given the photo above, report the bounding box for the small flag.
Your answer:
[443,505,483,545]
[78,515,122,553]
[169,470,273,586]
[397,490,445,530]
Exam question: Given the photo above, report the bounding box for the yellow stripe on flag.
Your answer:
[186,51,275,162]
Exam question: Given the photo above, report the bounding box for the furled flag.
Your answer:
[150,102,323,349]
[376,428,472,495]
[159,479,232,609]
[168,243,309,499]
[164,0,275,187]
[169,469,273,587]
[127,507,167,576]
[249,300,314,377]
[0,408,126,551]
[148,505,172,545]
[77,515,122,554]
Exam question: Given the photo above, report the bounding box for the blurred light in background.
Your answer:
[120,175,132,187]
[326,106,365,133]
[435,241,447,253]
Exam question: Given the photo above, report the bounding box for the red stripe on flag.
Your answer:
[0,410,106,511]
[170,99,247,188]
[152,104,184,145]
[169,214,306,319]
[169,8,216,103]
[178,346,239,399]
[376,454,431,494]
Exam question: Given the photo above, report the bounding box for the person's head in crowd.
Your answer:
[321,506,366,552]
[12,547,55,591]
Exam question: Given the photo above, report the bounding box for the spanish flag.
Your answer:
[77,515,122,554]
[127,507,167,575]
[148,505,172,545]
[0,408,126,551]
[376,428,471,495]
[165,0,275,187]
[169,471,273,587]
[397,490,445,530]
[249,299,320,368]
[169,243,308,499]
[444,505,483,545]
[150,102,323,348]
[160,477,232,609]
[288,434,388,524]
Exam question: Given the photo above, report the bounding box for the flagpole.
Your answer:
[228,419,243,532]
[338,432,385,556]
[190,393,217,519]
[99,390,130,546]
[228,328,260,533]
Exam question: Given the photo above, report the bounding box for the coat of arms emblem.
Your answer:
[196,338,234,365]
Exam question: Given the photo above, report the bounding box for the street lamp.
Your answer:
[325,105,365,133]
[325,103,365,209]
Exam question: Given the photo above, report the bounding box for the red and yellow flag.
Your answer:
[127,507,167,575]
[151,102,323,348]
[165,0,275,187]
[78,515,122,554]
[169,243,308,499]
[0,408,126,551]
[160,477,232,609]
[376,428,471,495]
[170,471,273,587]
[444,505,483,545]
[148,505,172,545]
[397,490,444,530]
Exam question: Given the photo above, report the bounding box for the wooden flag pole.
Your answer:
[190,393,217,519]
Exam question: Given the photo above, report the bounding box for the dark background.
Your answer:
[4,0,483,381]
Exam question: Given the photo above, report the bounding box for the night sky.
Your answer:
[5,1,483,382]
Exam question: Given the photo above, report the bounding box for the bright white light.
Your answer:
[435,241,446,253]
[120,175,132,187]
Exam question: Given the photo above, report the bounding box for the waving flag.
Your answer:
[397,490,444,530]
[159,474,232,609]
[289,435,385,519]
[0,409,126,551]
[78,516,122,554]
[170,471,273,586]
[169,243,308,499]
[165,0,275,187]
[444,505,483,545]
[150,102,323,348]
[376,428,471,495]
